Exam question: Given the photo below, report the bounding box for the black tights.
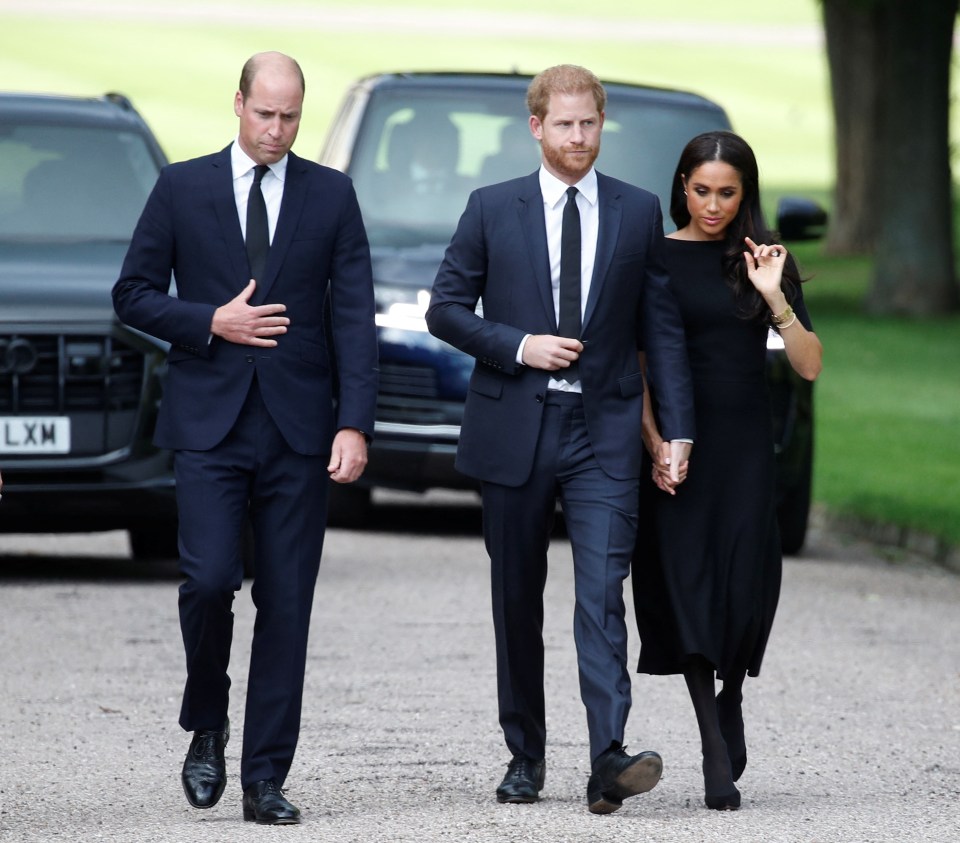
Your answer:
[683,655,747,799]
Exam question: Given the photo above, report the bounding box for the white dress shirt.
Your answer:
[516,165,599,391]
[231,140,286,244]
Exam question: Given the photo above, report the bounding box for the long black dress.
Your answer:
[633,238,812,679]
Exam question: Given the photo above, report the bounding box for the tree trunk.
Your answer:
[822,0,885,255]
[867,0,960,315]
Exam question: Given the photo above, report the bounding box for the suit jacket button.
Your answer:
[246,355,255,363]
[535,393,544,403]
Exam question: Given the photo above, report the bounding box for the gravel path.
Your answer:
[1,506,958,841]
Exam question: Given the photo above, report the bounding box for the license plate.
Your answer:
[0,416,71,454]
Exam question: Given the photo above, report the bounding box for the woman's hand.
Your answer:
[742,236,787,299]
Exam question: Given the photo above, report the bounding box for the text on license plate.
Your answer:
[0,417,71,454]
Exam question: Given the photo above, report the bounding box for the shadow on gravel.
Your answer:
[336,490,568,538]
[0,553,180,582]
[0,496,568,581]
[350,499,485,536]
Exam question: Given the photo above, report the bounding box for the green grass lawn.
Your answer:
[2,0,958,548]
[793,243,960,548]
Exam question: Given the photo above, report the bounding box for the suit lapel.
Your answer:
[516,173,557,331]
[582,172,622,333]
[209,146,250,285]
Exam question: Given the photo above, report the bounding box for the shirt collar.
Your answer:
[538,165,598,209]
[231,139,288,182]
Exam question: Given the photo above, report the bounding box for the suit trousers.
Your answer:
[174,375,329,789]
[481,391,639,763]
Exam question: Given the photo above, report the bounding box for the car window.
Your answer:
[599,99,732,219]
[348,89,536,249]
[0,123,160,242]
[346,85,729,253]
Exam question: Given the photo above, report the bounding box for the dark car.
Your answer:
[319,72,821,552]
[0,92,178,558]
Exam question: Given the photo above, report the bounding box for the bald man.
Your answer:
[114,52,378,824]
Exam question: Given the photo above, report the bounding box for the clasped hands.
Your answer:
[651,440,691,495]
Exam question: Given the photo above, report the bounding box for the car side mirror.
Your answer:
[776,196,828,241]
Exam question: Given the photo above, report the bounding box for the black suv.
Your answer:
[0,92,177,558]
[319,72,821,551]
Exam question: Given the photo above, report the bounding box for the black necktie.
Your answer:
[246,164,270,281]
[558,185,581,383]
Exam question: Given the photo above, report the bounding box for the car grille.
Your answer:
[0,334,144,414]
[377,363,450,424]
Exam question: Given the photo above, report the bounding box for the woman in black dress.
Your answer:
[633,131,822,810]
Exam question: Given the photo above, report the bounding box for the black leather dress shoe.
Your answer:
[181,722,228,809]
[242,779,301,825]
[496,755,546,803]
[587,747,662,814]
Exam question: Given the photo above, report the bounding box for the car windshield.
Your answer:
[347,85,729,253]
[0,122,159,242]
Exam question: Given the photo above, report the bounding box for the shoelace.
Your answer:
[506,758,536,780]
[192,731,221,760]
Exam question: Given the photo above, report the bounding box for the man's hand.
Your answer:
[211,279,290,346]
[666,440,692,486]
[522,335,583,371]
[327,428,368,484]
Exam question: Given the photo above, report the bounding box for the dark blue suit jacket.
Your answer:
[426,170,694,487]
[113,147,378,456]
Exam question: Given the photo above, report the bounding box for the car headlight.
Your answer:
[375,289,432,332]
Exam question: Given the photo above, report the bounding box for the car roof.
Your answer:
[351,71,727,115]
[0,92,151,129]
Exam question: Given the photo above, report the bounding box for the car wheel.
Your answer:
[777,436,813,556]
[129,520,179,561]
[327,483,372,529]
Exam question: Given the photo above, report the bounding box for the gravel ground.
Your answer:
[1,509,958,842]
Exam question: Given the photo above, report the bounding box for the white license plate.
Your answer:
[0,416,71,454]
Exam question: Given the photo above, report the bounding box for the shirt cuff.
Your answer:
[516,334,530,365]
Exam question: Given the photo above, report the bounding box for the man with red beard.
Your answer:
[427,65,695,814]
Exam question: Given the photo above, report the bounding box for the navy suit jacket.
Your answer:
[113,147,378,456]
[426,170,694,487]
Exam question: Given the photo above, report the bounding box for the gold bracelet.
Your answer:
[771,305,794,327]
[777,313,797,330]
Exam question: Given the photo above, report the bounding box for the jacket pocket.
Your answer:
[299,340,329,369]
[469,368,503,399]
[618,371,644,398]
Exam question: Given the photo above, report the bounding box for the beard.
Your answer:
[540,138,600,182]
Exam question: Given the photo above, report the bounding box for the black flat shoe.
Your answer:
[587,747,662,814]
[242,779,301,825]
[496,755,546,803]
[181,720,229,809]
[705,787,741,811]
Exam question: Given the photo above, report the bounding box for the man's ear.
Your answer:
[529,114,543,142]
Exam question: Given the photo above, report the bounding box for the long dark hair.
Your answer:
[669,131,800,321]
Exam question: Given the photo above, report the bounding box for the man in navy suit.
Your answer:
[113,52,378,825]
[426,65,694,814]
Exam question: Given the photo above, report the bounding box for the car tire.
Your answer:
[777,436,813,556]
[327,483,372,529]
[129,520,179,561]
